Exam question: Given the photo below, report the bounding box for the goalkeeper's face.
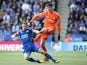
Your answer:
[47,6,53,12]
[22,23,28,30]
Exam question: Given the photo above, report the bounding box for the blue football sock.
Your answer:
[45,53,55,62]
[27,58,38,62]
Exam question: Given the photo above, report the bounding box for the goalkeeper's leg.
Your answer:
[34,33,42,42]
[38,48,60,63]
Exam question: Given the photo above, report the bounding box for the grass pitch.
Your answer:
[0,51,87,65]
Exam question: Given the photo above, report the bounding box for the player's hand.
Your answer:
[58,34,61,41]
[40,28,47,34]
[28,22,32,27]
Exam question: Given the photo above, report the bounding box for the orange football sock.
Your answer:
[42,45,47,52]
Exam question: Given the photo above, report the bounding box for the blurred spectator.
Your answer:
[0,31,5,41]
[51,0,56,11]
[3,28,13,41]
[2,12,10,27]
[3,12,10,22]
[26,12,32,21]
[21,0,32,14]
[1,1,7,11]
[33,1,40,12]
[7,0,12,6]
[68,14,74,22]
[67,0,87,41]
[34,20,43,30]
[79,20,86,34]
[67,20,73,34]
[0,7,5,17]
[12,23,20,33]
[83,34,87,41]
[10,12,15,22]
[18,0,24,5]
[0,16,3,24]
[6,4,13,14]
[19,13,26,23]
[75,0,82,6]
[64,34,72,42]
[69,1,77,10]
[33,8,40,16]
[72,21,79,34]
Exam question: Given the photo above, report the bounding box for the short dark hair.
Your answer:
[46,2,52,7]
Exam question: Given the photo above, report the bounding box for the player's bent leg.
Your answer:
[24,53,30,60]
[34,33,42,42]
[40,28,48,34]
[40,39,49,62]
[40,39,46,51]
[38,48,60,63]
[23,53,42,63]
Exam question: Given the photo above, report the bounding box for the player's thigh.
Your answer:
[44,27,55,34]
[40,27,54,39]
[32,44,39,53]
[31,44,46,54]
[40,39,46,46]
[47,27,55,34]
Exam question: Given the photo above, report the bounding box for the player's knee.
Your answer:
[41,28,47,33]
[24,55,30,60]
[41,40,46,46]
[39,48,46,55]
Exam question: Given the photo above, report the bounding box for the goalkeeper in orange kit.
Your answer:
[29,2,61,62]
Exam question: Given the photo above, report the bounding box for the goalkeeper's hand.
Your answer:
[58,34,61,41]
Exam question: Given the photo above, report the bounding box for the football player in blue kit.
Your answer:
[11,23,60,63]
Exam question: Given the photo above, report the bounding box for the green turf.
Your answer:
[0,51,87,65]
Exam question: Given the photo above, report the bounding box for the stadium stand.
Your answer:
[66,0,87,42]
[0,0,57,42]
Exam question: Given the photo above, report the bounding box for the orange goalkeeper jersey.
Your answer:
[31,10,61,34]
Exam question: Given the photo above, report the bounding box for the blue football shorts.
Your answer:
[22,44,39,55]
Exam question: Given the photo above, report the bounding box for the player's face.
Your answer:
[22,24,28,30]
[47,6,53,11]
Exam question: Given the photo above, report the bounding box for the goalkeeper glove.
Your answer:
[58,34,61,41]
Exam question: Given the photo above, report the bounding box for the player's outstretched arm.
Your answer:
[32,29,40,34]
[11,33,19,41]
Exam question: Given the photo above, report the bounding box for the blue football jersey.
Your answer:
[18,28,33,49]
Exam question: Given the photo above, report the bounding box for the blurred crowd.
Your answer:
[0,0,57,41]
[66,0,87,41]
[67,0,87,34]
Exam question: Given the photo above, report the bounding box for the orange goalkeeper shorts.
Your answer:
[40,27,55,40]
[34,27,56,42]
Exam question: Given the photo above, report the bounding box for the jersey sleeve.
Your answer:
[28,28,33,33]
[30,11,47,22]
